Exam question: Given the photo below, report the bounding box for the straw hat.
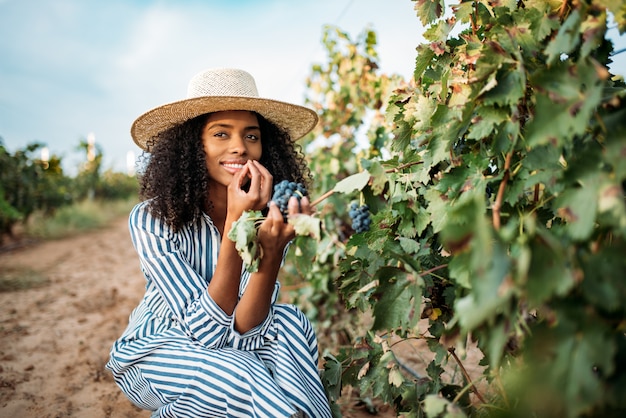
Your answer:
[131,68,319,150]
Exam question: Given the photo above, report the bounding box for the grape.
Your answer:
[271,180,308,221]
[349,203,371,233]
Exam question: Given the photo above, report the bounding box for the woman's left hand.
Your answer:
[257,195,311,256]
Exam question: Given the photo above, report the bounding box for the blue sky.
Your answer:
[0,0,624,175]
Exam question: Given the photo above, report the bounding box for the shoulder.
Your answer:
[129,200,172,237]
[129,200,152,224]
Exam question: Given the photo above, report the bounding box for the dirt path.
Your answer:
[0,216,147,417]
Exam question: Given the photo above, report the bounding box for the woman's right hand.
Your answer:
[226,160,273,219]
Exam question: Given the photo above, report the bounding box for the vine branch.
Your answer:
[492,151,513,230]
[418,263,448,278]
[448,347,487,404]
[310,160,424,207]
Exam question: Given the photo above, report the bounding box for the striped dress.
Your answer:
[106,201,332,418]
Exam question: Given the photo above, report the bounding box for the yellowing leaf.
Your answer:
[288,214,321,239]
[429,307,442,321]
[388,367,404,387]
[358,361,370,379]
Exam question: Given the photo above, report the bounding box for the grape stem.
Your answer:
[309,161,423,207]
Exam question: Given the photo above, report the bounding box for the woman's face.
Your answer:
[202,110,263,189]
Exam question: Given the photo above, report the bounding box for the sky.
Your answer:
[0,0,624,175]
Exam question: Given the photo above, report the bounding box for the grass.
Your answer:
[24,197,138,240]
[0,197,138,292]
[0,266,48,292]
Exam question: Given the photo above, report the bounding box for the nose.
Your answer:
[229,134,247,155]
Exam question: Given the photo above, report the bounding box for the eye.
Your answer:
[246,133,260,141]
[213,131,228,138]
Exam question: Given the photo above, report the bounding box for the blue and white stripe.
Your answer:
[106,201,331,417]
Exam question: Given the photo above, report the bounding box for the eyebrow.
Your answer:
[207,123,260,131]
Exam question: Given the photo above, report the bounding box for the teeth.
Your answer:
[223,163,244,169]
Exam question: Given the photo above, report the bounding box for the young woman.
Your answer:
[106,68,332,418]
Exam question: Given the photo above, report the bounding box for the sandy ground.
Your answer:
[0,217,147,418]
[0,216,484,418]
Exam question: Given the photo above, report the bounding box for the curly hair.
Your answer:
[138,112,311,231]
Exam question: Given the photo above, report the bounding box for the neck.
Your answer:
[207,187,228,235]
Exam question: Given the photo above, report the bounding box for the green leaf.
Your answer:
[397,236,420,254]
[414,0,444,26]
[361,159,388,196]
[482,65,526,107]
[523,314,617,416]
[404,94,438,132]
[528,7,560,41]
[454,239,512,331]
[526,229,575,307]
[581,243,626,312]
[554,183,598,241]
[425,189,449,233]
[333,170,370,194]
[372,273,414,330]
[525,59,604,148]
[227,210,263,272]
[545,10,581,65]
[321,354,342,402]
[415,45,436,80]
[467,106,510,140]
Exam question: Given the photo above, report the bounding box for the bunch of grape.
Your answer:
[271,180,308,221]
[349,203,371,233]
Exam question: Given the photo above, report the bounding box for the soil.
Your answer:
[0,216,484,418]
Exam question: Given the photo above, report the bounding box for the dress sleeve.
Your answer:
[128,202,233,349]
[226,269,281,350]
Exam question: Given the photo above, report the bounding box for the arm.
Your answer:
[234,196,310,333]
[129,202,233,348]
[207,160,273,317]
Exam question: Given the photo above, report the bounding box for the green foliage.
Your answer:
[25,197,138,240]
[296,2,626,417]
[0,137,138,242]
[0,140,72,235]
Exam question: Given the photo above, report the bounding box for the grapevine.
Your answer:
[227,172,373,272]
[271,180,308,222]
[348,202,371,233]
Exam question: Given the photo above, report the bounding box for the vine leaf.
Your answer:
[545,10,581,65]
[227,210,263,272]
[333,170,370,194]
[554,182,598,241]
[288,214,321,239]
[414,0,444,26]
[423,394,467,418]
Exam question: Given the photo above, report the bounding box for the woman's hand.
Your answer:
[257,195,312,257]
[227,160,272,219]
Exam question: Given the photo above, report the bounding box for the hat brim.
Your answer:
[131,96,319,151]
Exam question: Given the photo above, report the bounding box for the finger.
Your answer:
[244,160,262,191]
[262,202,286,235]
[251,161,273,200]
[287,196,300,216]
[268,201,295,236]
[266,201,283,221]
[299,196,312,215]
[234,162,252,190]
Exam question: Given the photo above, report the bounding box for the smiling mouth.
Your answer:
[222,163,245,170]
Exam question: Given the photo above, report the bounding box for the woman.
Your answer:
[106,68,332,418]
